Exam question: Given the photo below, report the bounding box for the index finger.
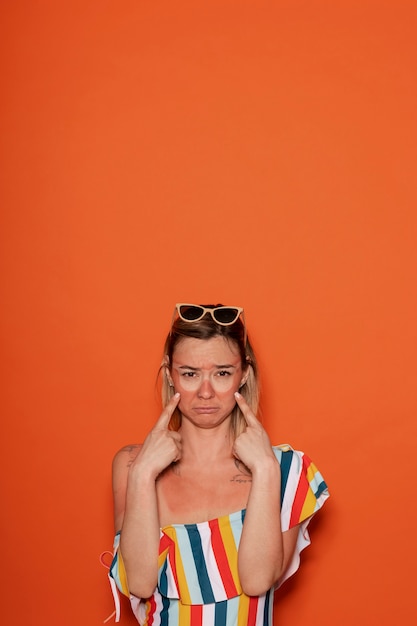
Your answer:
[234,392,260,427]
[154,392,181,429]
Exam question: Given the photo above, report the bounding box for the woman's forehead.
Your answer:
[172,336,241,364]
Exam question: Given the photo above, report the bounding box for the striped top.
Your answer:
[109,446,329,626]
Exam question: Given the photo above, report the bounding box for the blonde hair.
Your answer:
[160,304,260,438]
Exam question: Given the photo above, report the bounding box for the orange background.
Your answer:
[1,1,416,625]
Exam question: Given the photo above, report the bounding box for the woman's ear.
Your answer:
[239,371,249,388]
[239,357,252,387]
[163,356,174,387]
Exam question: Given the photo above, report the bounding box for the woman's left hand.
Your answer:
[232,392,277,473]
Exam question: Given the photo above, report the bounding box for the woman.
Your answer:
[109,303,329,625]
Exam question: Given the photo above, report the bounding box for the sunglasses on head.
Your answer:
[174,303,244,326]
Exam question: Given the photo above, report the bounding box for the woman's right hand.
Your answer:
[130,392,182,480]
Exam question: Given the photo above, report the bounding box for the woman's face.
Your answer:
[170,336,247,430]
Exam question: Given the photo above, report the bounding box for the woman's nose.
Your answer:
[197,378,214,398]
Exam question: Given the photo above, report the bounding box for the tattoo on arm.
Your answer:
[121,444,140,468]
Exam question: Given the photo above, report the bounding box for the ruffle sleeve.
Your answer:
[109,532,130,597]
[273,445,329,587]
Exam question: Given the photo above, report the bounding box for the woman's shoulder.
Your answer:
[272,443,302,458]
[112,444,143,472]
[272,443,310,456]
[273,443,294,453]
[271,444,322,476]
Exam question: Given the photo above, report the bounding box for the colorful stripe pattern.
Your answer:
[110,446,329,625]
[109,533,129,597]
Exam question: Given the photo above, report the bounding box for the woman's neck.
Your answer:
[178,420,234,465]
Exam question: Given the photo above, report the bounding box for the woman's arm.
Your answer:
[233,393,298,596]
[113,394,182,599]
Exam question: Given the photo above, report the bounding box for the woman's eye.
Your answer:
[182,372,197,378]
[218,370,231,377]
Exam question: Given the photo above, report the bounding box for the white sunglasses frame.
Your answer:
[171,303,246,344]
[175,303,244,325]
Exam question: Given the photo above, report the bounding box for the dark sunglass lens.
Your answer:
[179,305,204,321]
[213,308,239,324]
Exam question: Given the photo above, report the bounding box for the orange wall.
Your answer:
[1,1,416,625]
